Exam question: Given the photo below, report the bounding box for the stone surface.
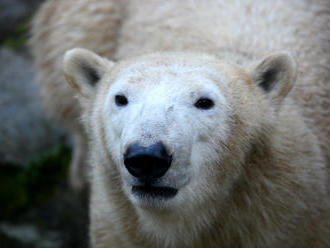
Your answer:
[0,146,89,248]
[0,223,61,248]
[0,0,45,43]
[0,0,27,41]
[0,48,60,165]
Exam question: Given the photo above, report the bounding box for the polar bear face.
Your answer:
[103,59,232,208]
[64,49,296,210]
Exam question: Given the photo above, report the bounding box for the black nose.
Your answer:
[124,142,172,180]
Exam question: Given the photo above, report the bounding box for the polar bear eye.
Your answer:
[194,97,214,110]
[115,94,128,106]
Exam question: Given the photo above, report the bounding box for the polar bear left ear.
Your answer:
[63,48,114,99]
[250,53,297,106]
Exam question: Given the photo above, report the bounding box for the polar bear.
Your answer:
[31,0,330,247]
[30,0,330,191]
[64,49,330,247]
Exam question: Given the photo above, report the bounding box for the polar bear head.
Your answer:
[64,49,296,210]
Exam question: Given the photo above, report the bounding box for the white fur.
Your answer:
[30,0,330,246]
[102,62,230,209]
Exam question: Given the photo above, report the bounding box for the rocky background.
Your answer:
[0,1,89,247]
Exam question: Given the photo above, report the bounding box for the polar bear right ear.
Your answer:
[63,48,114,99]
[250,53,297,106]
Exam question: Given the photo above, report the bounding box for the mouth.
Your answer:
[132,185,178,199]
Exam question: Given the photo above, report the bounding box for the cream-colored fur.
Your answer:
[30,0,123,189]
[30,0,330,247]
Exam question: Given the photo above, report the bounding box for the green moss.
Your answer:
[0,165,29,218]
[0,144,71,220]
[3,20,29,50]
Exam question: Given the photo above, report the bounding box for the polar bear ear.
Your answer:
[63,48,114,98]
[250,53,297,106]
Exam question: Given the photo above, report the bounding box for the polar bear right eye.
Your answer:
[115,94,128,106]
[194,97,214,110]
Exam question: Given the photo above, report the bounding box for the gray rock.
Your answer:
[0,0,28,40]
[0,0,45,42]
[0,47,60,165]
[0,223,62,248]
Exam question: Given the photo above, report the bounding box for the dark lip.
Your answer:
[132,185,178,199]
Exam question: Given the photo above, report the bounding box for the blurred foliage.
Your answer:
[2,18,30,50]
[0,143,71,220]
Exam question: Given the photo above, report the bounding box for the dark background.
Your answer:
[0,1,89,247]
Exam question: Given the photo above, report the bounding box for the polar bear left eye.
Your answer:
[115,94,128,106]
[194,97,214,110]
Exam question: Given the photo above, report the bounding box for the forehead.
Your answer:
[111,60,227,92]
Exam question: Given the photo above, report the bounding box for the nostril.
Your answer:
[124,142,172,180]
